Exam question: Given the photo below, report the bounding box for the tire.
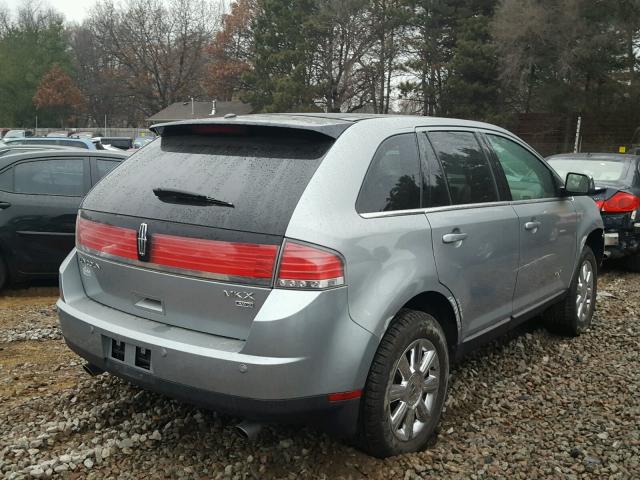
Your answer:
[358,309,449,458]
[545,246,597,336]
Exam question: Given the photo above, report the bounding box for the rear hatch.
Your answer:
[76,122,345,340]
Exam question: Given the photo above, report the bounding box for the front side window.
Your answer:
[14,159,85,196]
[428,131,498,205]
[487,135,557,200]
[356,134,421,213]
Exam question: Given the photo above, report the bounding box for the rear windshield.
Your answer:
[547,157,630,183]
[81,129,334,235]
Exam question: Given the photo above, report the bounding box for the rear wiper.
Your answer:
[153,188,234,208]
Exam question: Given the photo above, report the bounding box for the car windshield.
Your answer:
[133,137,153,148]
[547,157,630,183]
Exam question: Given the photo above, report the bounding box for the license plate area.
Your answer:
[111,339,125,361]
[134,346,151,370]
[109,338,152,371]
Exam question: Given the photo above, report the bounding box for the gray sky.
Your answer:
[3,0,98,23]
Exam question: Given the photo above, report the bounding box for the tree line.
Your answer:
[1,0,639,128]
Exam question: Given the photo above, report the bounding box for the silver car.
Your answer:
[57,114,604,457]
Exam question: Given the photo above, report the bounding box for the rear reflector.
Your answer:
[76,217,278,283]
[276,241,345,289]
[328,390,362,402]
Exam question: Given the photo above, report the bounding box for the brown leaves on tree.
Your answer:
[33,64,85,111]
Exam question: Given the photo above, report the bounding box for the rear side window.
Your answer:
[356,134,421,213]
[82,128,335,236]
[14,159,85,196]
[428,131,498,205]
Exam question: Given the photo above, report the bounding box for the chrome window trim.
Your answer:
[359,196,572,219]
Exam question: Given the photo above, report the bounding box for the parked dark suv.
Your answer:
[0,149,126,288]
[58,114,603,457]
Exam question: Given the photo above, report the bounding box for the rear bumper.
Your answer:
[57,250,378,436]
[603,229,640,259]
[63,337,359,436]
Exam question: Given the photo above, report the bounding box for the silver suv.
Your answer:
[58,114,604,457]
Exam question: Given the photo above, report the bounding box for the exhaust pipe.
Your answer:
[82,363,104,377]
[233,420,263,441]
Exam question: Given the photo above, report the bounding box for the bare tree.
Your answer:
[85,0,224,118]
[311,0,376,112]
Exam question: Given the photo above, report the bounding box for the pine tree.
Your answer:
[242,0,321,112]
[443,15,501,121]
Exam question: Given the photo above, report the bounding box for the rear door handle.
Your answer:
[525,221,541,231]
[442,232,468,244]
[0,202,10,210]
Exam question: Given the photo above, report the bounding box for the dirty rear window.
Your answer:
[81,129,334,235]
[547,157,630,183]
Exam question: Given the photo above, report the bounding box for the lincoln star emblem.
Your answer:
[137,223,149,261]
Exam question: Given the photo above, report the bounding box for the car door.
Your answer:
[418,129,520,340]
[3,156,89,275]
[483,133,577,316]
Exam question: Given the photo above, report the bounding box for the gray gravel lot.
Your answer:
[0,269,639,479]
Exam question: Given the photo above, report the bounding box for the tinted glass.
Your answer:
[419,134,450,207]
[82,130,334,236]
[95,159,120,182]
[14,159,85,196]
[428,131,498,205]
[0,168,12,191]
[488,135,556,200]
[547,157,629,184]
[356,134,421,213]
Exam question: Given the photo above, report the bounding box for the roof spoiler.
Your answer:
[149,117,352,139]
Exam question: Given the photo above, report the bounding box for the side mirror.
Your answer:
[564,172,594,196]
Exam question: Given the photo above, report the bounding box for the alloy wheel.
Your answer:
[576,259,594,323]
[386,339,440,442]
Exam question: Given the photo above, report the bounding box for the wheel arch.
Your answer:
[401,290,460,357]
[584,228,604,266]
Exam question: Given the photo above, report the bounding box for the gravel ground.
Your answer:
[0,269,639,479]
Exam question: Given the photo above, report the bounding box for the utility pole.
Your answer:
[573,115,582,153]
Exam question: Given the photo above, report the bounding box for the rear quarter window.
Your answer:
[356,134,421,213]
[0,168,12,191]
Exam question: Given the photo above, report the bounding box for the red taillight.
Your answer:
[76,218,278,283]
[150,233,277,279]
[76,217,137,260]
[600,192,640,213]
[276,241,344,289]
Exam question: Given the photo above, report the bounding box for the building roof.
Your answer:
[146,100,253,123]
